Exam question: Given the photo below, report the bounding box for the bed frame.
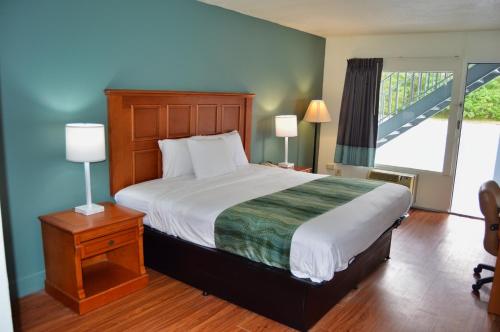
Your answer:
[106,89,253,195]
[143,221,400,331]
[106,89,402,331]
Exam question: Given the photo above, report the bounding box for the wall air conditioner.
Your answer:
[367,169,417,204]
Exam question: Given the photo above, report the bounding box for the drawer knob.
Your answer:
[108,240,115,246]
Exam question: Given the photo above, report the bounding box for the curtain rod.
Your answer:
[346,55,461,60]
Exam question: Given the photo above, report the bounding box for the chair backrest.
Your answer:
[479,180,500,256]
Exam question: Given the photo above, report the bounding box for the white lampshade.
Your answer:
[66,123,105,162]
[304,100,331,123]
[275,115,297,137]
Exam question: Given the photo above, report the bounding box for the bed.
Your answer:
[106,89,411,331]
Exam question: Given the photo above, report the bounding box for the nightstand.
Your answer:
[261,162,312,173]
[38,202,148,314]
[293,166,312,173]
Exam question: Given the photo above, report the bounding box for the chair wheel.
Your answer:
[474,267,482,274]
[472,284,481,292]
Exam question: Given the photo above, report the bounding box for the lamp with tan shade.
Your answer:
[304,100,331,173]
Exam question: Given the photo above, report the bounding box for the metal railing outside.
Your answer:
[379,71,453,123]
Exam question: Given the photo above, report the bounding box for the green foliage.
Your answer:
[433,76,500,121]
[381,70,500,122]
[463,76,500,120]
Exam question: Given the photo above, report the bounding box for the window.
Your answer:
[375,71,454,172]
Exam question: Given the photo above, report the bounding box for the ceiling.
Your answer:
[199,0,500,37]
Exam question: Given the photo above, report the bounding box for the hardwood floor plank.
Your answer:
[13,210,500,331]
[237,311,291,332]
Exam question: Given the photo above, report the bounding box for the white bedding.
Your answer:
[115,164,411,282]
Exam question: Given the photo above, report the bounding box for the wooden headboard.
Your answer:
[106,89,254,195]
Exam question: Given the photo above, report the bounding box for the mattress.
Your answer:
[115,164,411,282]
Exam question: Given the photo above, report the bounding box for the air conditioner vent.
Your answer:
[367,169,417,204]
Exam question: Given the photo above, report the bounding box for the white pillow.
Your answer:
[222,132,249,166]
[192,131,249,166]
[187,138,236,179]
[158,138,194,178]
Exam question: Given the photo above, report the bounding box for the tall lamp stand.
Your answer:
[312,122,319,173]
[303,100,331,174]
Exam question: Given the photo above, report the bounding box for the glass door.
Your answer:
[451,63,500,217]
[374,58,464,211]
[376,70,453,172]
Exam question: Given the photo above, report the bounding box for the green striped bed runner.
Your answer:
[214,176,383,270]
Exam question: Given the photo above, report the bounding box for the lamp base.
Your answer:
[75,203,104,216]
[278,162,295,169]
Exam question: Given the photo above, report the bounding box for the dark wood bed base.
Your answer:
[144,218,403,331]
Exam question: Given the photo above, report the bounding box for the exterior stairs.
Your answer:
[377,64,500,147]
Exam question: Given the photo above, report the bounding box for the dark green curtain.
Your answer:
[334,58,383,167]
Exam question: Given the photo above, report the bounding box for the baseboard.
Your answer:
[411,206,483,220]
[11,270,45,298]
[411,206,448,214]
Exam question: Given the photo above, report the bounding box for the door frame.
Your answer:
[374,57,465,211]
[0,206,13,332]
[449,61,500,216]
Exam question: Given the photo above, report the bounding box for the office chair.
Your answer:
[472,180,500,293]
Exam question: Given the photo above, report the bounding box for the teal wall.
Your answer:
[0,0,325,297]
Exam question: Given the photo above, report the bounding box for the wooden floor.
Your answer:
[13,210,500,331]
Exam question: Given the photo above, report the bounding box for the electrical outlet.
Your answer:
[326,163,335,170]
[326,163,342,176]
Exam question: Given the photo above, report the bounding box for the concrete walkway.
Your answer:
[375,119,499,217]
[452,121,499,217]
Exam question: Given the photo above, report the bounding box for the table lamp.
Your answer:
[304,100,331,173]
[275,115,297,168]
[66,123,106,215]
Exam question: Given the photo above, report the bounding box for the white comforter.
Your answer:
[115,164,411,282]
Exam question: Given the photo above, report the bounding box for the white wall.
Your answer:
[0,207,13,332]
[319,30,500,210]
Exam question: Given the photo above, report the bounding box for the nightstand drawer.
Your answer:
[81,229,136,258]
[79,219,139,242]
